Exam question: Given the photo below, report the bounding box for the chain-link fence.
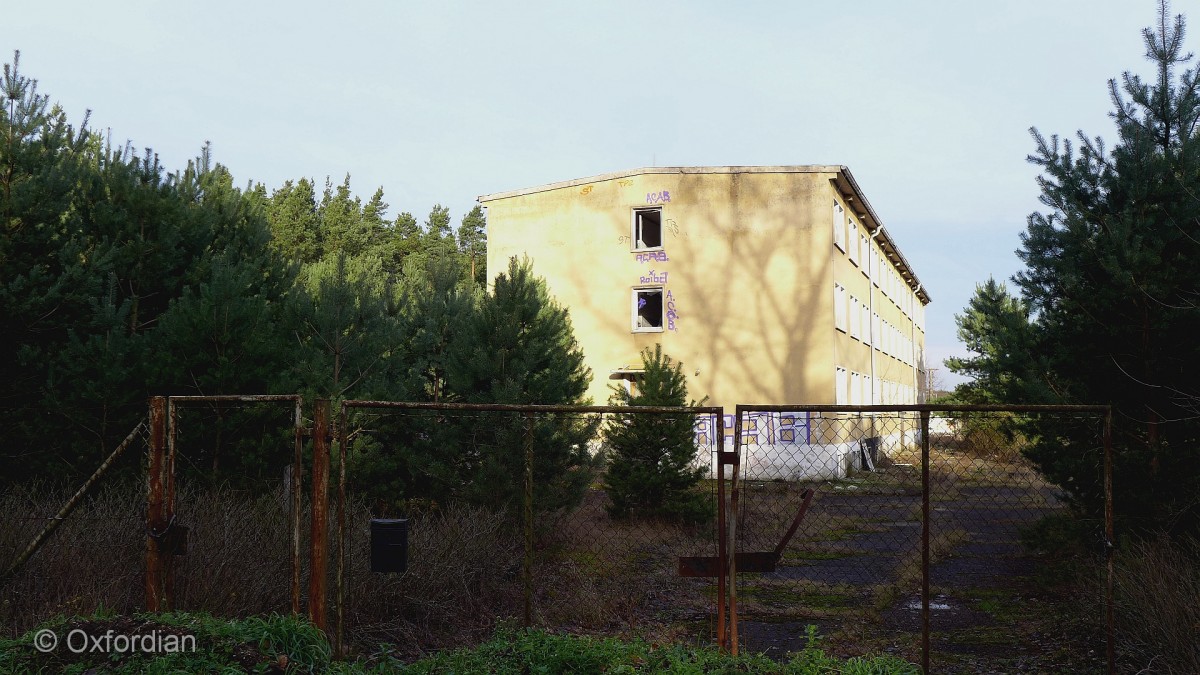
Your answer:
[2,398,1122,671]
[0,422,149,637]
[730,404,1111,672]
[332,401,724,657]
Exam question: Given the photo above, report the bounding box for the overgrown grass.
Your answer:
[0,482,717,656]
[1020,514,1200,673]
[0,486,525,654]
[0,612,351,674]
[405,624,920,674]
[0,613,920,674]
[1111,535,1200,674]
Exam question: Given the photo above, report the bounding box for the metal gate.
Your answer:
[725,404,1112,673]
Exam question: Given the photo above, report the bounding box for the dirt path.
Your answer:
[734,460,1104,672]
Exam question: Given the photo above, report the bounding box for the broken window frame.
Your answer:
[632,286,665,333]
[631,207,664,251]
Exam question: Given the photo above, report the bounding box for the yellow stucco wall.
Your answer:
[480,167,928,410]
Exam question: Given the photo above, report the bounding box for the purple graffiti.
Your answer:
[639,270,668,284]
[635,251,669,264]
[646,190,671,204]
[666,290,678,331]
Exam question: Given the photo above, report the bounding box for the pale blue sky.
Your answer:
[4,1,1165,387]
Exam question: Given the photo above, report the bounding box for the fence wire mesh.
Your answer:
[732,405,1110,672]
[0,489,146,636]
[336,403,722,657]
[1,399,1124,672]
[0,422,149,637]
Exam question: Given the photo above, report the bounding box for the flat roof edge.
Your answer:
[477,165,847,203]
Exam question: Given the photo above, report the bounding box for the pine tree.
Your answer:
[266,178,321,263]
[383,210,423,278]
[0,53,299,484]
[944,278,1044,404]
[603,345,711,523]
[422,203,455,255]
[456,204,487,286]
[1010,1,1200,531]
[290,252,401,401]
[318,174,366,256]
[444,257,599,511]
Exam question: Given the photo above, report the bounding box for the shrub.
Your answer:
[603,345,711,524]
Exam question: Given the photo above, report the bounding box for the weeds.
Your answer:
[1111,535,1200,673]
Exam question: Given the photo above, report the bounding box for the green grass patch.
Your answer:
[964,588,1022,620]
[408,624,920,674]
[0,612,349,674]
[1,613,920,674]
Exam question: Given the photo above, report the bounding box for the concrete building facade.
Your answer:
[478,166,930,417]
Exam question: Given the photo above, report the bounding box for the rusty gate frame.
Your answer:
[729,403,1114,673]
[144,395,309,619]
[334,400,729,656]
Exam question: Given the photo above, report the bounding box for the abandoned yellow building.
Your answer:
[478,165,930,417]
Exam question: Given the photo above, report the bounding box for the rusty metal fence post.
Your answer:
[919,409,931,675]
[1104,408,1115,675]
[715,412,728,650]
[309,399,330,633]
[336,403,347,657]
[728,405,744,656]
[523,412,534,628]
[292,398,304,616]
[145,396,168,612]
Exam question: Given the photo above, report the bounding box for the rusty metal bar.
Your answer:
[166,402,177,516]
[715,413,727,650]
[920,409,931,674]
[162,394,302,612]
[728,405,743,656]
[772,489,815,558]
[1,420,146,585]
[292,398,304,616]
[308,399,330,633]
[146,396,167,612]
[163,399,178,608]
[732,403,1109,414]
[167,394,303,404]
[335,404,347,657]
[523,412,535,628]
[1104,408,1115,675]
[343,400,723,416]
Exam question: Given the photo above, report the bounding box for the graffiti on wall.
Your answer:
[693,412,812,446]
[635,251,669,263]
[640,270,667,284]
[646,190,671,204]
[666,290,678,331]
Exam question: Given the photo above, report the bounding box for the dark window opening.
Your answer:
[635,288,663,330]
[634,208,662,249]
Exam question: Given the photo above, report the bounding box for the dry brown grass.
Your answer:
[0,485,143,634]
[339,502,520,657]
[0,482,718,657]
[1112,535,1200,674]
